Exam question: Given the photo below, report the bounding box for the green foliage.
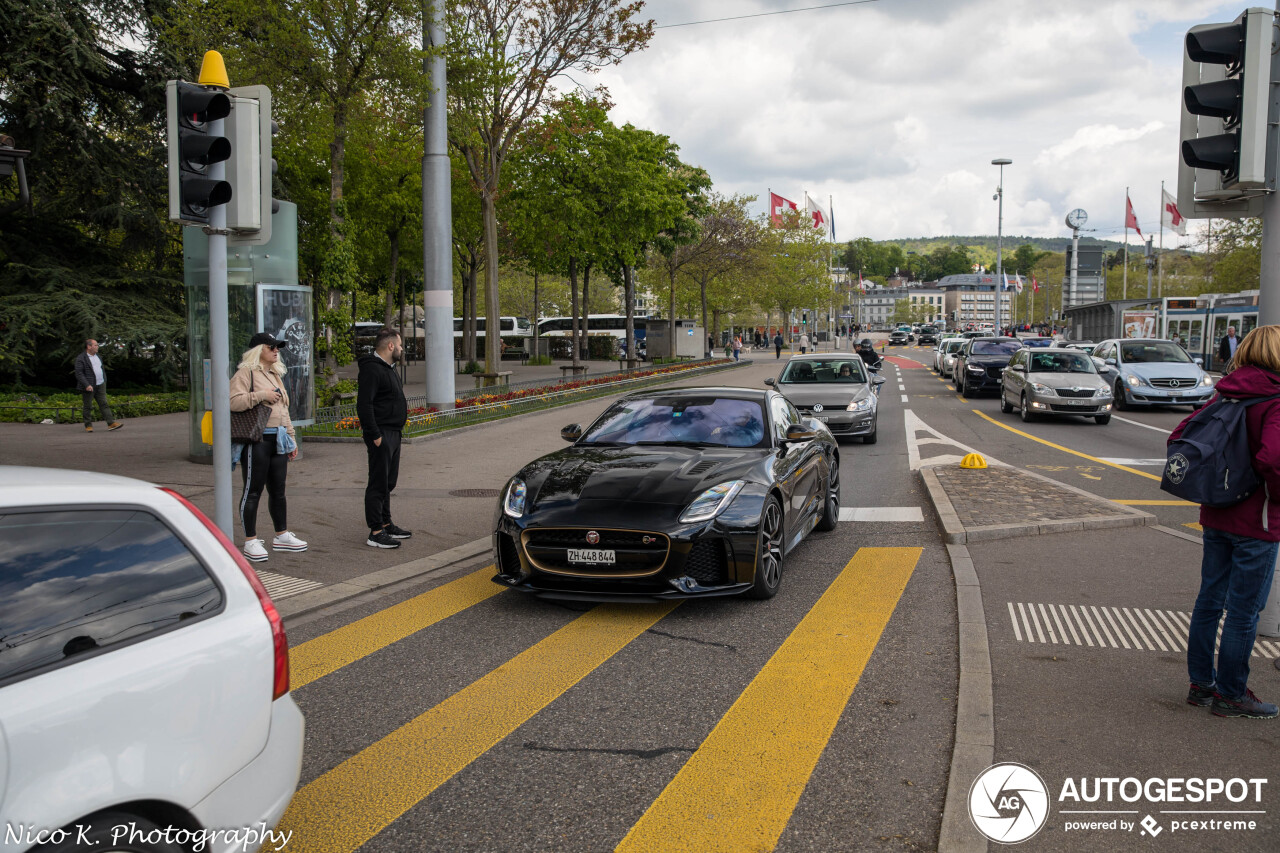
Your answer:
[0,390,187,423]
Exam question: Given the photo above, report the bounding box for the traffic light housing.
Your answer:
[227,85,278,246]
[1177,8,1275,219]
[167,80,232,225]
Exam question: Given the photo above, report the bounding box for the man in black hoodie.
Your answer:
[357,327,410,549]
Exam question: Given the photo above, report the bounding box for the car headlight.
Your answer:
[503,478,528,518]
[1201,375,1214,387]
[1097,386,1112,397]
[680,480,746,523]
[1126,374,1143,387]
[847,397,874,412]
[1030,382,1052,395]
[967,364,984,373]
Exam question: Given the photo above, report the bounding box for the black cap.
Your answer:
[248,332,288,349]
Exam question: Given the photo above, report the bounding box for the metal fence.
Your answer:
[304,358,748,438]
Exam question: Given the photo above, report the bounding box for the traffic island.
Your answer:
[920,463,1157,544]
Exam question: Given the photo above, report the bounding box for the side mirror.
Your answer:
[872,376,886,386]
[1091,356,1106,370]
[1011,364,1025,372]
[561,424,583,443]
[784,423,817,442]
[764,378,775,386]
[1194,357,1204,366]
[1105,358,1117,366]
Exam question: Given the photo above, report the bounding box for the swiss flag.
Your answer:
[770,192,798,227]
[1125,195,1142,239]
[1031,275,1040,293]
[1162,189,1187,236]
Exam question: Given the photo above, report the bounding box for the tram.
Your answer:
[1160,292,1258,372]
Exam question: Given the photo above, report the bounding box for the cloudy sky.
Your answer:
[589,0,1244,246]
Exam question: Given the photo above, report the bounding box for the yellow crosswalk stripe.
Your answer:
[280,602,679,853]
[289,566,504,690]
[615,547,920,853]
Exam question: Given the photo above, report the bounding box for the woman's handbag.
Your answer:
[230,371,272,442]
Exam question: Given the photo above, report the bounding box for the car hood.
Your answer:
[518,445,769,510]
[1123,362,1203,379]
[965,353,1015,366]
[777,383,875,407]
[1026,372,1109,390]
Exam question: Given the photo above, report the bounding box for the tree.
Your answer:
[678,194,760,356]
[755,212,832,342]
[447,0,652,378]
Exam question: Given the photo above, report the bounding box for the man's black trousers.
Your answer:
[364,428,402,531]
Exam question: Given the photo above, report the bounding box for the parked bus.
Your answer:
[537,314,649,359]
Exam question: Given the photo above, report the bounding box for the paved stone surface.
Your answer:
[933,464,1135,526]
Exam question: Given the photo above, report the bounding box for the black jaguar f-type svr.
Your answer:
[492,387,841,601]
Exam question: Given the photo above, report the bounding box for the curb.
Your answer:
[937,542,992,853]
[276,536,492,620]
[919,465,1157,544]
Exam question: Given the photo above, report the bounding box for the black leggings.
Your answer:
[240,440,288,538]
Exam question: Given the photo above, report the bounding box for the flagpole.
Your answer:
[829,194,835,242]
[1157,181,1165,299]
[1123,187,1129,300]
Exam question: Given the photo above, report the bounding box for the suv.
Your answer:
[917,327,939,346]
[1092,338,1214,409]
[953,336,1023,396]
[0,468,304,852]
[888,329,910,346]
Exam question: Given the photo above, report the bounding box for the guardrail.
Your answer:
[303,358,748,439]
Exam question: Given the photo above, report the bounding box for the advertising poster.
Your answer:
[257,284,314,426]
[1121,310,1157,339]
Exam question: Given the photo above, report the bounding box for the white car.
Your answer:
[0,468,304,853]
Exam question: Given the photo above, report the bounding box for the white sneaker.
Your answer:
[243,539,269,562]
[272,531,309,552]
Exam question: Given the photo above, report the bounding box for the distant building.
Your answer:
[937,274,1016,325]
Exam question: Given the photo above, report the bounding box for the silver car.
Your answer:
[1000,347,1114,424]
[1091,338,1214,409]
[936,338,967,377]
[767,354,886,443]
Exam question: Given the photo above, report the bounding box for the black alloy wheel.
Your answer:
[863,427,878,444]
[1020,393,1034,422]
[1114,380,1129,410]
[816,458,840,532]
[748,496,785,599]
[1000,389,1013,414]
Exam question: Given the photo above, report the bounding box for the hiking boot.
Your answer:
[107,422,123,431]
[366,530,401,549]
[1187,682,1218,707]
[384,522,412,539]
[1211,689,1278,719]
[243,539,269,563]
[84,425,93,433]
[272,531,309,552]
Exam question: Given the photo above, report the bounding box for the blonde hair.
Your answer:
[1232,325,1280,373]
[238,344,287,377]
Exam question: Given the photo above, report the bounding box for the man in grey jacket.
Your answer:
[74,339,122,432]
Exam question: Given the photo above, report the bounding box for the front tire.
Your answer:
[748,496,785,599]
[863,428,878,444]
[815,458,840,532]
[1095,414,1111,425]
[1000,390,1013,413]
[1114,380,1129,410]
[1020,393,1034,422]
[31,813,187,853]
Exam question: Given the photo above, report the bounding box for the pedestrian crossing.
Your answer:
[1007,601,1280,658]
[278,548,922,852]
[257,569,325,600]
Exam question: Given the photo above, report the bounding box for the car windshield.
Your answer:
[1022,339,1053,348]
[944,340,966,353]
[580,396,767,448]
[971,340,1022,356]
[1029,351,1095,374]
[780,359,868,384]
[1120,341,1193,364]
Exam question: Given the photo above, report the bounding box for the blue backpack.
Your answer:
[1161,393,1280,507]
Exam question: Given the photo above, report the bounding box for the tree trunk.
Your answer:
[466,254,478,362]
[481,185,501,379]
[532,272,540,360]
[624,264,636,369]
[383,228,400,325]
[568,256,580,369]
[322,104,348,385]
[581,262,592,361]
[712,308,721,352]
[668,265,677,359]
[700,273,709,358]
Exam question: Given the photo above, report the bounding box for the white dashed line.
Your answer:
[839,506,925,522]
[1009,602,1280,657]
[1111,415,1175,434]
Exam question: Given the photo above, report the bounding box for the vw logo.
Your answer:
[813,403,824,413]
[968,763,1050,844]
[585,531,600,545]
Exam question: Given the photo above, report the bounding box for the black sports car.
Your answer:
[492,387,841,601]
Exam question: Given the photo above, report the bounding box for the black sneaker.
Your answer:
[1211,689,1278,719]
[384,523,412,539]
[1187,682,1218,707]
[366,530,401,549]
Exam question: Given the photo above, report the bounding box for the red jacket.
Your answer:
[1169,365,1280,541]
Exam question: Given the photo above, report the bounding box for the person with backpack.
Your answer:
[1168,325,1280,719]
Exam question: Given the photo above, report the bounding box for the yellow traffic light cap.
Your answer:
[198,51,230,89]
[960,452,987,469]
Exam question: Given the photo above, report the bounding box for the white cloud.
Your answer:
[584,0,1243,242]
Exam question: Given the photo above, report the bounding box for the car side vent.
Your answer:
[687,461,717,476]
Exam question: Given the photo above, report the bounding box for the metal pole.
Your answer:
[208,117,233,538]
[993,158,1011,332]
[1069,227,1080,314]
[423,1,455,409]
[1146,236,1154,299]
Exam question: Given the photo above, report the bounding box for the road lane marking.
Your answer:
[1185,522,1203,531]
[839,506,924,522]
[904,410,993,470]
[1111,499,1195,506]
[1098,458,1167,466]
[900,394,909,402]
[281,602,678,853]
[1112,415,1174,434]
[257,570,324,600]
[289,566,506,690]
[615,547,920,853]
[972,410,1161,482]
[1007,603,1279,657]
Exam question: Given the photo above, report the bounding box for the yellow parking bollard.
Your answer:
[960,452,987,469]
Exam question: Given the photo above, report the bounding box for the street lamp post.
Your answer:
[992,158,1012,333]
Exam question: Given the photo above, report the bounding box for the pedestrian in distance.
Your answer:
[74,339,122,433]
[229,332,307,563]
[799,332,810,355]
[358,327,411,549]
[732,336,742,362]
[774,332,784,359]
[1171,325,1280,719]
[1219,325,1240,371]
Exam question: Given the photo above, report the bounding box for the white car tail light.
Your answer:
[160,487,291,699]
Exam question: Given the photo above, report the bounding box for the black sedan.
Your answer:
[953,336,1022,396]
[492,387,841,601]
[888,330,910,346]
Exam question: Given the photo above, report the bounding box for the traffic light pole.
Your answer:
[207,118,234,538]
[422,2,455,410]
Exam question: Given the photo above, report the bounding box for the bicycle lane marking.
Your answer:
[970,410,1161,482]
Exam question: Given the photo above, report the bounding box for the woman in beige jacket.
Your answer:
[230,332,308,562]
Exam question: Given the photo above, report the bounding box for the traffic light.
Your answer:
[801,311,808,325]
[226,85,278,246]
[166,80,232,225]
[1180,8,1272,191]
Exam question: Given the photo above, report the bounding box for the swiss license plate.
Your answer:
[568,548,616,564]
[1067,399,1088,405]
[817,416,829,422]
[1167,389,1182,397]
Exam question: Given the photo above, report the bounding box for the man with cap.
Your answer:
[74,339,123,432]
[357,326,410,549]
